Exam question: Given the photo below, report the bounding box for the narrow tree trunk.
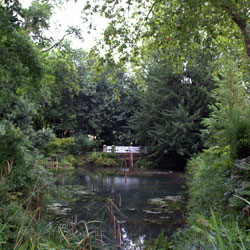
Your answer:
[220,3,250,58]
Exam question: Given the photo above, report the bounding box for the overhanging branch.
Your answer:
[146,0,160,21]
[41,33,69,53]
[220,3,250,58]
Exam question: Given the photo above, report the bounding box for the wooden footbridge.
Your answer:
[103,144,147,172]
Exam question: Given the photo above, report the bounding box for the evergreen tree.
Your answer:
[131,51,214,169]
[202,58,250,159]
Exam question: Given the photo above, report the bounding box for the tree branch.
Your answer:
[220,3,250,58]
[41,33,68,53]
[146,0,159,21]
[230,10,247,32]
[229,11,250,58]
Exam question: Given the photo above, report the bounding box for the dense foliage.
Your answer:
[170,59,250,249]
[131,51,214,169]
[82,0,250,72]
[35,46,141,145]
[81,0,250,248]
[1,0,250,249]
[0,0,131,248]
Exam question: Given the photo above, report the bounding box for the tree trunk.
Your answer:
[219,3,250,58]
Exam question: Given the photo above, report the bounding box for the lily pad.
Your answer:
[147,195,185,213]
[148,198,166,206]
[143,216,171,224]
[129,208,136,212]
[47,203,72,215]
[142,210,162,215]
[164,196,183,202]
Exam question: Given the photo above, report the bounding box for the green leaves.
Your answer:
[130,50,214,169]
[0,2,44,128]
[22,0,53,42]
[81,0,250,74]
[202,59,250,157]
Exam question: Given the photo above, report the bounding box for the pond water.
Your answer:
[49,169,186,249]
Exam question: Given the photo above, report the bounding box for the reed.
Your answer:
[1,177,109,250]
[209,205,250,250]
[0,160,13,184]
[107,198,125,246]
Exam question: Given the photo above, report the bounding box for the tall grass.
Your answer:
[210,207,250,250]
[0,177,111,250]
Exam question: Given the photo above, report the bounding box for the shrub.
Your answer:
[30,128,55,156]
[47,137,74,156]
[146,231,172,250]
[186,146,231,215]
[229,115,250,160]
[0,121,35,193]
[224,156,250,212]
[69,133,96,155]
[174,212,250,250]
[78,152,120,168]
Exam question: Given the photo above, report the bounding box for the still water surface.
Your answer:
[52,169,186,249]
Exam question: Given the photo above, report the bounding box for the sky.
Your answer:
[20,0,107,51]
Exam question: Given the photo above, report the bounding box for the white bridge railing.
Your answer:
[103,145,147,154]
[103,145,147,172]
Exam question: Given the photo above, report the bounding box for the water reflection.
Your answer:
[122,227,146,250]
[54,169,186,249]
[80,175,141,192]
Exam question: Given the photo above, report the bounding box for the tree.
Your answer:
[131,50,214,169]
[0,0,43,123]
[0,0,58,164]
[22,0,53,45]
[73,52,141,144]
[38,43,79,136]
[202,58,250,159]
[40,47,140,144]
[81,0,250,70]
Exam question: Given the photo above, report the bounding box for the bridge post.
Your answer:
[112,145,115,153]
[129,143,133,173]
[103,145,107,153]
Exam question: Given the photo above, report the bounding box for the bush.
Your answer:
[0,199,30,250]
[0,122,56,250]
[47,137,74,156]
[78,152,120,168]
[30,128,55,155]
[174,212,250,250]
[134,157,156,169]
[224,156,250,211]
[176,141,249,249]
[229,115,250,160]
[0,121,35,193]
[186,146,231,215]
[69,133,96,155]
[146,231,172,250]
[0,121,26,170]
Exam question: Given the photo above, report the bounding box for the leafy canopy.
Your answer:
[81,0,250,70]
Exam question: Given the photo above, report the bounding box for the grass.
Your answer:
[0,172,111,250]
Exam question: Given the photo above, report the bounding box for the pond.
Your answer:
[48,169,186,249]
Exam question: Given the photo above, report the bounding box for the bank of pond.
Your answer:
[2,151,249,249]
[1,150,189,250]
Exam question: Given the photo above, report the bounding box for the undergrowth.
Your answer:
[77,152,121,168]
